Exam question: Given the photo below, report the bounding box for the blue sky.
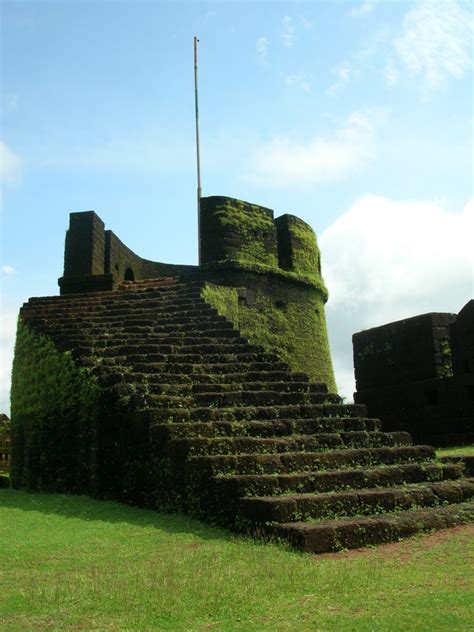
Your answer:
[1,0,473,411]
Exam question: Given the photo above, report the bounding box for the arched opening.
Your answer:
[124,267,135,282]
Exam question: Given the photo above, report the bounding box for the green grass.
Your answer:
[1,489,473,631]
[436,444,474,457]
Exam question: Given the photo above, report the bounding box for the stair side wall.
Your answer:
[10,319,102,492]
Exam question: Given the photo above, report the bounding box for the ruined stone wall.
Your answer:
[353,304,474,446]
[59,211,198,294]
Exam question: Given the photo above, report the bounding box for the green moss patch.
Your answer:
[202,281,336,392]
[200,197,279,268]
[10,319,101,492]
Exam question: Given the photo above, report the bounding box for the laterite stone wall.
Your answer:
[353,303,474,446]
[199,197,335,390]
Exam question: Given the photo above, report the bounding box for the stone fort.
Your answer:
[9,196,474,553]
[353,301,474,448]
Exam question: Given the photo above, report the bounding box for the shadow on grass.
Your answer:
[0,486,247,545]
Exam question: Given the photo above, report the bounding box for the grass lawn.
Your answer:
[436,445,474,457]
[1,489,473,631]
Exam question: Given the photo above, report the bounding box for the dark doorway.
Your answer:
[124,267,135,281]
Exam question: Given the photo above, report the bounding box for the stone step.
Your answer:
[80,352,283,368]
[439,454,474,476]
[211,462,463,502]
[146,402,365,423]
[119,361,292,375]
[87,309,220,326]
[25,310,228,330]
[128,379,323,398]
[127,376,316,391]
[22,291,205,314]
[51,335,249,350]
[112,370,309,388]
[40,323,238,338]
[125,279,199,289]
[190,381,326,394]
[191,390,338,407]
[120,352,284,366]
[168,432,412,459]
[95,343,264,358]
[238,479,474,524]
[61,339,260,357]
[272,500,474,553]
[25,280,200,306]
[100,302,213,318]
[150,417,382,442]
[185,445,436,478]
[110,333,244,344]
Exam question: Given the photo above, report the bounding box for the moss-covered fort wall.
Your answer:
[10,321,101,491]
[199,197,335,389]
[57,196,336,391]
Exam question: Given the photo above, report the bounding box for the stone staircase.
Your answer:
[20,277,474,553]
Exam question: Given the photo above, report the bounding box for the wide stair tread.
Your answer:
[150,417,383,440]
[167,431,412,458]
[145,402,364,422]
[210,462,465,498]
[238,479,474,523]
[185,445,437,476]
[273,500,474,553]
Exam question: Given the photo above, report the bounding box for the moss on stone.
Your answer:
[202,260,329,301]
[10,320,101,492]
[202,281,336,392]
[286,217,321,277]
[201,198,279,268]
[201,284,240,323]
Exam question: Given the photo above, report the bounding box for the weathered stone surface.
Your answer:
[353,304,474,446]
[9,200,474,553]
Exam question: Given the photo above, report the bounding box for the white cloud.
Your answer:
[256,36,269,63]
[349,1,377,18]
[1,265,17,275]
[284,73,311,93]
[282,16,295,48]
[320,195,473,400]
[327,63,352,95]
[0,306,19,415]
[393,0,473,89]
[383,61,400,87]
[247,108,385,188]
[0,141,23,187]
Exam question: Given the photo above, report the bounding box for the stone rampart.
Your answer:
[353,302,474,445]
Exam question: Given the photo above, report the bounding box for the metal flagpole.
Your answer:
[194,36,202,265]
